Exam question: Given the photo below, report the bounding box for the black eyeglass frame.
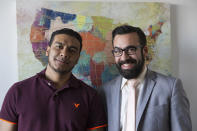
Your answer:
[112,45,144,57]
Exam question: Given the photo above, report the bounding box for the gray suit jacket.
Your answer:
[99,70,192,131]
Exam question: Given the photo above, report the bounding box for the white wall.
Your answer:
[0,0,197,130]
[175,2,197,131]
[0,0,18,107]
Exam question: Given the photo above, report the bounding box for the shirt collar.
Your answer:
[37,69,80,89]
[121,65,147,89]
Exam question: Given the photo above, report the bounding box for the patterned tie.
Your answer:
[126,80,139,131]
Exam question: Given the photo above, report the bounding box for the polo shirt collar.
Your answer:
[65,74,80,88]
[37,69,80,89]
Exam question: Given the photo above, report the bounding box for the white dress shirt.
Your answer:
[120,66,147,131]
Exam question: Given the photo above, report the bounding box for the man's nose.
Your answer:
[60,48,69,57]
[120,51,130,61]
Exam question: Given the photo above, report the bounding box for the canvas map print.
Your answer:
[17,1,171,88]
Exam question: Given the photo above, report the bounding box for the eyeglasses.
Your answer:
[112,45,143,57]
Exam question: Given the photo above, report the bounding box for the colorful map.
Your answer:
[17,1,171,88]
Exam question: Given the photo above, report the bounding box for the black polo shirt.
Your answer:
[0,70,107,131]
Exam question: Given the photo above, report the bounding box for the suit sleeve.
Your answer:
[170,79,192,131]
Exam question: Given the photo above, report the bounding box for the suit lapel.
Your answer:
[136,70,156,129]
[109,76,122,131]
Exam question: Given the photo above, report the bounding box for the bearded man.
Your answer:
[99,25,192,131]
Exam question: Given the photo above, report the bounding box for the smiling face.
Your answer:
[113,32,147,79]
[46,34,80,75]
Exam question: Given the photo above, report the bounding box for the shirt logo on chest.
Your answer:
[74,103,80,108]
[72,103,80,111]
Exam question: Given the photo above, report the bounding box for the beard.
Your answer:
[116,55,145,79]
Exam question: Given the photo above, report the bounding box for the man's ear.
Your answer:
[142,45,149,61]
[46,46,50,56]
[143,45,148,56]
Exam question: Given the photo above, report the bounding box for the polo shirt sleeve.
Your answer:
[0,84,18,124]
[87,91,107,130]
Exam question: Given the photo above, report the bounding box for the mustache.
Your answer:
[55,57,69,63]
[118,59,137,66]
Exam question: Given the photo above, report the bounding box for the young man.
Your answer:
[0,28,107,131]
[99,25,192,131]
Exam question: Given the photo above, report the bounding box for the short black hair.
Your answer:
[112,25,146,47]
[49,28,82,51]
